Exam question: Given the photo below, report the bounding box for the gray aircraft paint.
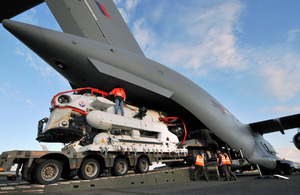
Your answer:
[45,0,145,56]
[2,19,279,169]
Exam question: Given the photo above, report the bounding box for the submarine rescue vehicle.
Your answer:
[0,87,224,184]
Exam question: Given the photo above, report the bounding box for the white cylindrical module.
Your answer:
[86,110,168,133]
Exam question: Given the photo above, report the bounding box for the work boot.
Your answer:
[205,175,209,181]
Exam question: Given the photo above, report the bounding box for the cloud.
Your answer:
[113,0,122,5]
[252,42,300,100]
[26,53,39,70]
[272,105,300,113]
[24,52,60,79]
[18,8,39,25]
[0,83,13,98]
[129,1,300,103]
[25,99,34,106]
[132,18,156,52]
[133,1,247,75]
[125,0,140,11]
[14,48,25,56]
[0,84,34,106]
[287,29,300,43]
[276,147,300,162]
[114,0,140,23]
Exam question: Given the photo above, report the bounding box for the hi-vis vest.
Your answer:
[217,153,231,165]
[223,153,231,165]
[195,155,205,166]
[110,88,126,99]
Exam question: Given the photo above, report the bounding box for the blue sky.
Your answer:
[0,0,299,162]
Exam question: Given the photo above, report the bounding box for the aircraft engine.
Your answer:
[293,132,300,150]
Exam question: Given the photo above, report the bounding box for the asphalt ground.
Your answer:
[46,172,300,195]
[1,172,299,194]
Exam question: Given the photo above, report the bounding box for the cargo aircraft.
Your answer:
[1,0,300,174]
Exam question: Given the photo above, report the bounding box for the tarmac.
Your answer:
[67,172,300,195]
[1,170,299,194]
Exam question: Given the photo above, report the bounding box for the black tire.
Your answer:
[112,158,128,176]
[7,176,16,181]
[282,167,293,175]
[135,157,149,173]
[34,159,63,185]
[78,159,100,180]
[61,170,76,180]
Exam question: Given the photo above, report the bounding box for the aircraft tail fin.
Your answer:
[45,0,144,56]
[0,0,44,22]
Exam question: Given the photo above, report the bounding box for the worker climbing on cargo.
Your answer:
[217,149,237,181]
[193,152,209,181]
[109,87,126,116]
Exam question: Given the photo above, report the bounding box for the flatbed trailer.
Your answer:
[0,149,189,184]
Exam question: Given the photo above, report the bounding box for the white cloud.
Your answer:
[0,83,13,98]
[25,99,34,106]
[287,29,300,43]
[14,48,25,56]
[113,0,122,5]
[253,46,300,100]
[118,8,129,23]
[114,0,140,24]
[0,86,7,97]
[125,0,140,11]
[276,147,300,162]
[26,53,38,70]
[272,105,300,113]
[138,1,247,74]
[132,18,156,52]
[131,1,300,102]
[18,8,39,25]
[150,2,165,24]
[0,84,34,106]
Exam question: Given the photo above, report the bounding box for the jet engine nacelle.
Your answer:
[293,132,300,150]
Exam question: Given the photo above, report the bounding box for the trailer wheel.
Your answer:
[135,157,149,173]
[7,176,17,181]
[78,159,100,180]
[34,159,62,184]
[112,158,128,176]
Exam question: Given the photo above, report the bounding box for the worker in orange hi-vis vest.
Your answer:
[109,87,126,116]
[217,149,237,181]
[193,153,209,181]
[223,153,237,180]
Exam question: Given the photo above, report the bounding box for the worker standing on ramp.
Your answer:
[193,153,209,181]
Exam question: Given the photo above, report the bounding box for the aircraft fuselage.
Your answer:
[3,19,279,169]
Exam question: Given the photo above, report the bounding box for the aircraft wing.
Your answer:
[45,0,145,57]
[0,0,43,22]
[249,113,300,135]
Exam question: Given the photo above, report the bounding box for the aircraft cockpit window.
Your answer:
[260,142,270,152]
[260,142,276,155]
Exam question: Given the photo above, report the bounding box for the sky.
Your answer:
[0,0,299,162]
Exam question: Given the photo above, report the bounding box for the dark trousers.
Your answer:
[227,165,237,180]
[193,165,209,181]
[222,165,230,180]
[222,164,237,180]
